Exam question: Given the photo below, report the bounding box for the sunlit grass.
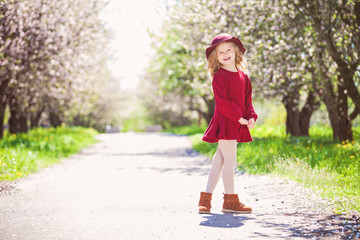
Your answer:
[273,157,360,214]
[168,124,360,214]
[0,126,98,181]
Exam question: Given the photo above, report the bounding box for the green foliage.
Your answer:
[253,101,286,126]
[121,117,153,133]
[121,101,154,132]
[170,124,360,213]
[0,127,98,180]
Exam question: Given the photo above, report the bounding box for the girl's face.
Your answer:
[216,42,236,68]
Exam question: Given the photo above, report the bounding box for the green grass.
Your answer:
[0,126,98,181]
[167,124,360,214]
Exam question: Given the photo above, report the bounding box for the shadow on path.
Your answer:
[199,213,254,228]
[135,166,210,176]
[199,212,360,238]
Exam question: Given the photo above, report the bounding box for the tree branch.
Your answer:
[350,107,360,120]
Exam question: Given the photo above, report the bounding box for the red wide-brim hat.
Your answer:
[205,33,246,59]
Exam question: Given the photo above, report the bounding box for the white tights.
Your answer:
[205,140,237,194]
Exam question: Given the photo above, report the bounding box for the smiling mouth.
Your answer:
[223,57,231,61]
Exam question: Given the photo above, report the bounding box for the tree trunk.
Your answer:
[204,98,215,124]
[0,95,6,139]
[299,90,320,136]
[8,96,28,134]
[0,77,10,139]
[310,44,354,142]
[282,89,319,137]
[282,91,302,136]
[323,99,352,141]
[316,73,353,141]
[49,111,62,127]
[336,80,353,140]
[30,106,45,128]
[284,105,302,136]
[340,71,360,120]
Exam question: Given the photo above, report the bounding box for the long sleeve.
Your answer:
[212,74,243,122]
[243,74,258,121]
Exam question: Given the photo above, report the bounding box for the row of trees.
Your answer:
[145,0,360,141]
[0,0,121,138]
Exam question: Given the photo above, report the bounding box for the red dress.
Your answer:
[202,68,258,143]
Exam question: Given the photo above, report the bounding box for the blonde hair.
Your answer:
[207,42,247,77]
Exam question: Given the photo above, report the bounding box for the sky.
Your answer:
[101,0,169,90]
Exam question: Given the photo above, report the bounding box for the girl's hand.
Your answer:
[239,117,248,125]
[247,118,255,129]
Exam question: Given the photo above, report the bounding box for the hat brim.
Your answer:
[205,37,246,59]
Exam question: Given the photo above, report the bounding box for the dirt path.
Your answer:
[0,133,357,239]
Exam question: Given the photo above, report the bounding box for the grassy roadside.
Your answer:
[0,126,98,181]
[166,124,360,214]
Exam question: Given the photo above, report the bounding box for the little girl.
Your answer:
[198,33,258,214]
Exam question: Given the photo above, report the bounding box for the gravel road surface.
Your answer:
[0,133,357,240]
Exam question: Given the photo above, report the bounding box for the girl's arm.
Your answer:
[212,74,243,122]
[243,74,258,121]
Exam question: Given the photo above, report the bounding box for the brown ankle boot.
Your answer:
[222,194,252,214]
[198,192,212,214]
